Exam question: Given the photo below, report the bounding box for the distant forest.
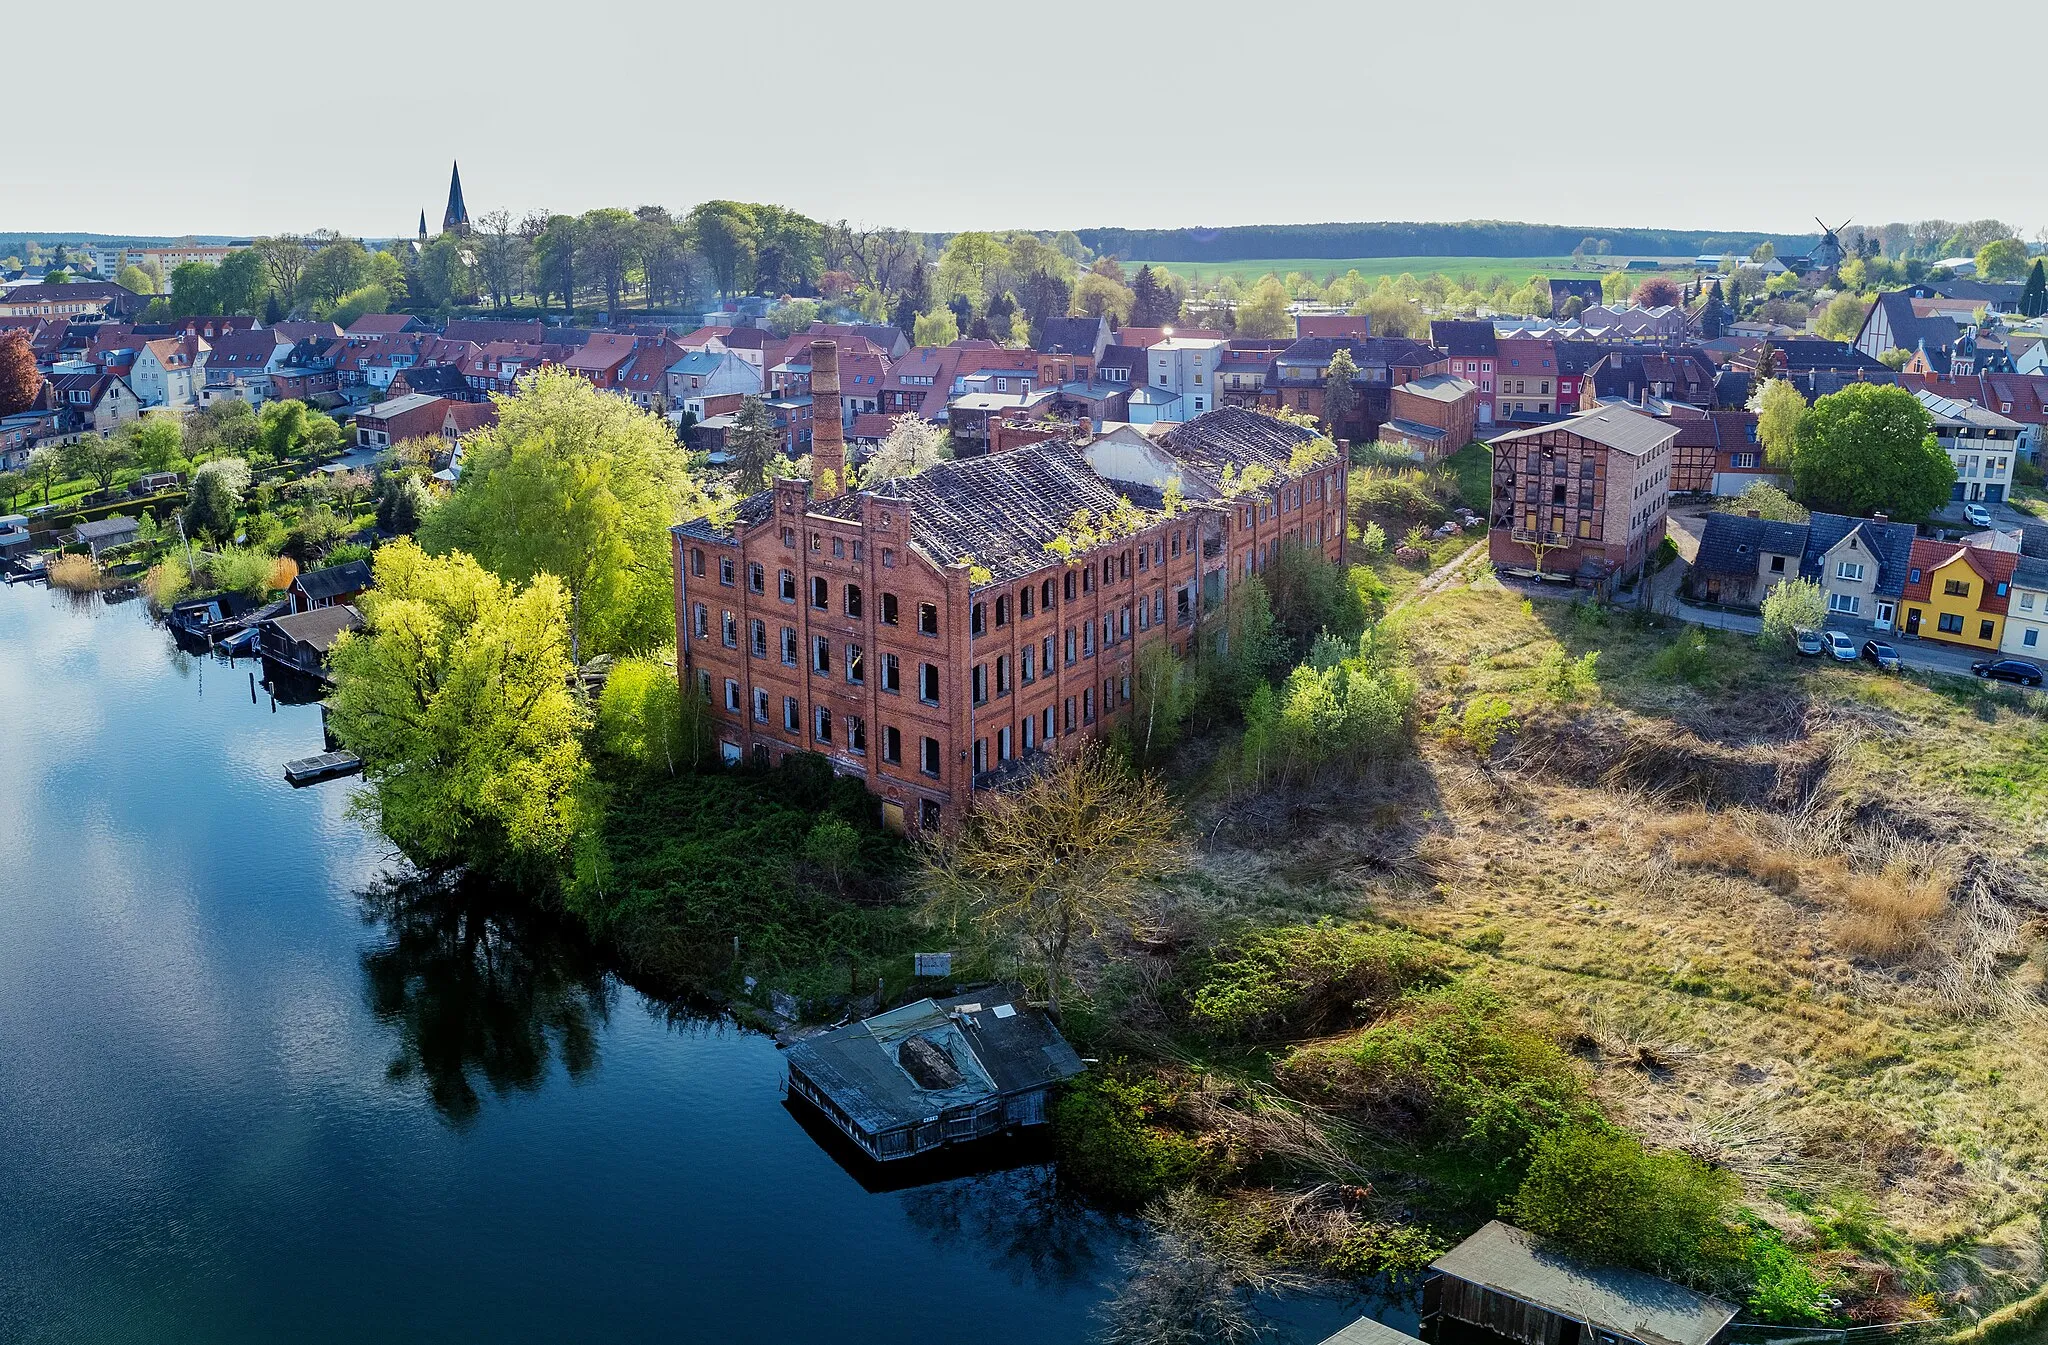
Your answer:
[1074,221,1818,262]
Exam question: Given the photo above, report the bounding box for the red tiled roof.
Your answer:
[1902,539,2017,611]
[849,413,896,441]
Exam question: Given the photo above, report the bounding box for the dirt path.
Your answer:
[1392,539,1485,615]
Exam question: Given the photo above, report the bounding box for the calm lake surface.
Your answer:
[0,582,1373,1344]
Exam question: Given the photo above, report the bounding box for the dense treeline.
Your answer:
[1073,220,1817,263]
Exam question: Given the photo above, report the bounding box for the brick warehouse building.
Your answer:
[675,341,1346,834]
[1486,404,1677,589]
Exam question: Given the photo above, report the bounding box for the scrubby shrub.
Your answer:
[1360,521,1388,556]
[1537,647,1599,701]
[1276,983,1591,1166]
[1352,467,1443,520]
[1507,1123,1744,1281]
[1052,1069,1214,1206]
[323,541,373,568]
[1649,628,1717,684]
[1744,1227,1840,1324]
[47,553,99,592]
[207,545,284,596]
[1189,922,1446,1041]
[1265,542,1369,656]
[1760,577,1826,649]
[1459,696,1517,755]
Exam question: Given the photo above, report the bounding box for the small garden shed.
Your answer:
[1422,1222,1738,1345]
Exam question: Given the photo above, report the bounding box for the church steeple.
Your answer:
[418,209,428,240]
[442,161,471,237]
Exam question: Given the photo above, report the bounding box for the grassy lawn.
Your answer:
[1442,441,1492,512]
[1155,578,2048,1319]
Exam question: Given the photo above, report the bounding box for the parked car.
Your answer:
[1861,640,1901,671]
[1965,503,1994,528]
[1794,628,1824,657]
[1823,630,1858,662]
[1972,658,2044,686]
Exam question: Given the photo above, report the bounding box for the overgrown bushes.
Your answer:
[1275,983,1591,1168]
[1189,922,1446,1042]
[1052,1068,1215,1206]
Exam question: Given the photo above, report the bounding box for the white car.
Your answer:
[1823,629,1859,661]
[1965,503,1994,528]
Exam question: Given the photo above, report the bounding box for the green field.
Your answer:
[1128,255,1690,285]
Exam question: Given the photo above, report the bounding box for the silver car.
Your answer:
[1823,630,1858,661]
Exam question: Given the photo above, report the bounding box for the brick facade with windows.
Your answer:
[676,362,1345,835]
[1487,405,1677,586]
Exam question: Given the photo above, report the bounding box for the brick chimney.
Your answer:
[810,339,846,500]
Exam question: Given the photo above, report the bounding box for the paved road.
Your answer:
[1671,600,2003,679]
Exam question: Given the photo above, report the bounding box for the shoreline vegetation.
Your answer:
[101,359,2036,1343]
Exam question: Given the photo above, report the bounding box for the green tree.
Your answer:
[1974,238,2031,282]
[183,462,245,542]
[686,201,756,297]
[2021,260,2047,319]
[213,248,272,314]
[25,446,61,506]
[0,330,37,414]
[61,434,131,494]
[1350,290,1427,339]
[327,540,590,882]
[251,236,311,312]
[1071,271,1134,324]
[376,472,433,535]
[1132,639,1198,764]
[1813,293,1868,343]
[912,308,960,346]
[1732,480,1806,522]
[167,262,221,317]
[1129,264,1175,327]
[1790,383,1953,520]
[325,284,390,327]
[577,207,640,314]
[1755,378,1806,470]
[1235,276,1293,339]
[299,238,374,308]
[420,368,689,663]
[728,394,780,493]
[1759,577,1826,649]
[124,416,187,473]
[595,655,706,776]
[115,263,155,296]
[1321,348,1358,436]
[936,231,1012,315]
[860,414,951,483]
[919,741,1183,1013]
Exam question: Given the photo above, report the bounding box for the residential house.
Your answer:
[1295,315,1372,340]
[1034,315,1110,385]
[1487,405,1677,585]
[1493,337,1560,419]
[1267,337,1447,441]
[289,558,374,614]
[130,336,207,408]
[879,345,967,420]
[1114,326,1225,349]
[270,337,342,405]
[672,383,1345,833]
[1547,277,1605,318]
[342,313,428,344]
[1900,540,2016,648]
[1856,290,1962,366]
[1137,335,1226,423]
[1901,372,2048,460]
[440,400,497,445]
[1377,374,1478,459]
[1800,512,1920,633]
[947,388,1060,453]
[666,349,761,422]
[0,281,145,320]
[200,328,288,406]
[352,393,453,449]
[1916,390,2021,503]
[1687,513,1808,607]
[1581,348,1717,409]
[563,331,643,392]
[2001,557,2048,657]
[618,341,687,414]
[443,318,548,344]
[1213,338,1295,410]
[765,393,815,456]
[44,372,140,435]
[1431,321,1499,426]
[1576,305,1691,341]
[461,340,572,397]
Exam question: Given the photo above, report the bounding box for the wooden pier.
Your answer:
[283,751,362,786]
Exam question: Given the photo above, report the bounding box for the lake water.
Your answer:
[0,582,1376,1344]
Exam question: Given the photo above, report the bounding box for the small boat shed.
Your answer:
[1422,1222,1738,1345]
[1317,1317,1425,1345]
[784,989,1085,1162]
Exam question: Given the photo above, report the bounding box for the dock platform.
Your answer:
[283,751,362,786]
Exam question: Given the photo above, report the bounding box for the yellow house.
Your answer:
[1899,542,2015,650]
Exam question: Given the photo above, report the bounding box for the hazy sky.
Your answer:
[10,0,2041,242]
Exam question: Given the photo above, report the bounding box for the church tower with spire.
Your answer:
[442,161,471,237]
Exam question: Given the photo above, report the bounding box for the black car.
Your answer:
[1972,658,2045,686]
[1861,641,1901,671]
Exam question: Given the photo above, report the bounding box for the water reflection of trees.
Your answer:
[896,1163,1130,1292]
[359,874,615,1126]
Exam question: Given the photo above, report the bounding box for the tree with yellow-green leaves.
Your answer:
[918,741,1183,1013]
[1235,276,1292,339]
[1755,378,1806,470]
[419,367,694,663]
[327,540,591,883]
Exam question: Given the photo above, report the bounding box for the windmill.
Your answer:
[1811,217,1852,272]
